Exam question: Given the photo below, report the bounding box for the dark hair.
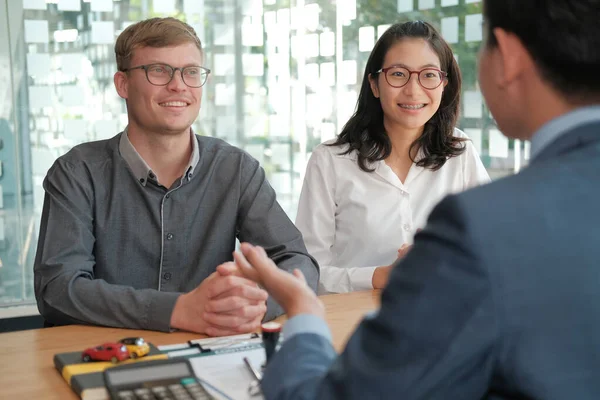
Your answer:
[331,21,465,172]
[483,0,600,102]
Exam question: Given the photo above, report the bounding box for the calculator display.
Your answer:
[107,363,190,385]
[105,359,213,400]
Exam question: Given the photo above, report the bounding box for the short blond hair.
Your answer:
[115,17,202,71]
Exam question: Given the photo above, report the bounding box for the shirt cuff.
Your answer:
[148,291,181,332]
[349,266,378,291]
[283,314,332,342]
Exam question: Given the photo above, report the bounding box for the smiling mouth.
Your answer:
[159,101,189,107]
[398,104,426,110]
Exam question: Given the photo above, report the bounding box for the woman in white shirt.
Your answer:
[296,21,490,294]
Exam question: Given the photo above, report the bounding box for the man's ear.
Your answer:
[114,71,129,99]
[368,73,380,98]
[492,27,533,87]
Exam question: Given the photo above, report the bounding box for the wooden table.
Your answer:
[0,290,379,399]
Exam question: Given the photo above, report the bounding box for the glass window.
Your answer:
[0,0,527,314]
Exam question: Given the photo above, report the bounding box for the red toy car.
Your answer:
[82,342,130,363]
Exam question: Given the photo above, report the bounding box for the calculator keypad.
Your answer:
[116,378,212,400]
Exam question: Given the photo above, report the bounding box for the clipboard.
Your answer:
[158,336,266,400]
[159,333,262,358]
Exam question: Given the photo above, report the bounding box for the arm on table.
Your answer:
[34,159,179,332]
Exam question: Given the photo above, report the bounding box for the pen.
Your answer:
[189,333,260,352]
[244,357,263,397]
[243,357,262,381]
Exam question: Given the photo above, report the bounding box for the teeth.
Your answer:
[160,101,187,107]
[399,104,425,110]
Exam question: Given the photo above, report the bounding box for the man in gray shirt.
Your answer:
[33,17,318,335]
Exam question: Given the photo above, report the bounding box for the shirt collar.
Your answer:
[530,105,600,160]
[119,127,200,186]
[333,141,426,187]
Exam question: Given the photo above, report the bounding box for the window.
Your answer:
[0,0,527,313]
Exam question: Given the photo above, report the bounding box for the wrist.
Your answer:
[169,294,185,330]
[170,293,209,333]
[372,266,389,289]
[287,298,325,320]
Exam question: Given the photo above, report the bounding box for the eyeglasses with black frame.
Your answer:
[121,63,211,88]
[375,66,447,90]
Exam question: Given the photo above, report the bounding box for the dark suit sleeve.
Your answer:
[261,195,499,399]
[236,152,320,320]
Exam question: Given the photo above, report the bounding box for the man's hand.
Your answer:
[170,262,268,336]
[233,242,325,319]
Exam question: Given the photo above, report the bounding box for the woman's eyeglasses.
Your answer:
[375,66,447,90]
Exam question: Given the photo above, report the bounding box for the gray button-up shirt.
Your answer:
[34,131,319,332]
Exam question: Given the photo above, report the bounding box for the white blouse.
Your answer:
[295,128,491,294]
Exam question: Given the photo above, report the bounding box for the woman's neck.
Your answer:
[382,121,424,184]
[384,120,424,162]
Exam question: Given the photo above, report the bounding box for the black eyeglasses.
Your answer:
[375,66,447,90]
[122,63,211,88]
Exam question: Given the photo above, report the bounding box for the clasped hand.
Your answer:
[232,243,325,320]
[171,262,269,336]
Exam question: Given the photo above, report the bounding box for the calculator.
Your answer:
[104,358,213,400]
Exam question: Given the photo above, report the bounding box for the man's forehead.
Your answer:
[131,43,203,64]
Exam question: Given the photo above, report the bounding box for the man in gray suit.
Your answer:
[233,0,600,398]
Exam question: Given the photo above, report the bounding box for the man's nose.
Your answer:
[167,70,187,90]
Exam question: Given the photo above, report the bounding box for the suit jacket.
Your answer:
[262,120,600,400]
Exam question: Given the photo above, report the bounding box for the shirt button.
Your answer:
[166,233,174,240]
[163,272,171,281]
[165,194,170,199]
[403,224,411,232]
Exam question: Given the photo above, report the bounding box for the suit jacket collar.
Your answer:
[531,121,600,164]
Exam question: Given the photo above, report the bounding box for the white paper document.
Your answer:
[158,337,267,400]
[189,346,265,400]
